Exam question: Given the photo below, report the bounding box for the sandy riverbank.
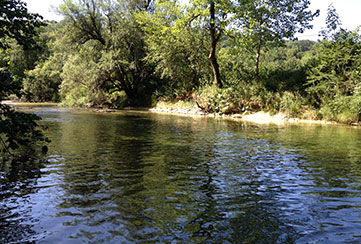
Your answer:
[2,100,346,126]
[149,103,341,126]
[1,100,58,106]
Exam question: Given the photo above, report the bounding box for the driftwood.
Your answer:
[193,94,210,113]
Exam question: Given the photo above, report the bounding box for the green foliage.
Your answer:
[23,53,63,102]
[307,29,361,105]
[57,0,156,107]
[187,0,237,88]
[0,104,46,152]
[218,40,255,87]
[260,41,314,92]
[304,5,361,124]
[196,83,280,114]
[235,0,319,79]
[0,0,48,165]
[59,46,101,107]
[2,0,361,125]
[236,0,318,42]
[306,5,361,106]
[317,95,361,123]
[0,104,49,168]
[320,4,342,39]
[0,21,62,102]
[0,38,44,100]
[197,86,241,114]
[136,1,210,96]
[21,22,64,102]
[0,0,44,49]
[0,0,44,97]
[280,92,303,117]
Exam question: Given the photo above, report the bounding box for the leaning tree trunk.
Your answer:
[208,0,223,89]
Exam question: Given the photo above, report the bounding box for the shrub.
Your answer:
[196,83,282,114]
[196,85,242,114]
[280,92,303,117]
[318,95,361,123]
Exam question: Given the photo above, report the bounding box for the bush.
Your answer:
[1,104,49,167]
[317,95,361,123]
[106,91,128,108]
[280,92,303,117]
[196,83,282,114]
[196,85,242,114]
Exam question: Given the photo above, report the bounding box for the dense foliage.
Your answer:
[2,0,361,124]
[307,29,361,123]
[1,0,47,165]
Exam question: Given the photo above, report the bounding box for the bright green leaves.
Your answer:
[234,0,318,80]
[307,29,361,98]
[0,1,49,164]
[135,1,210,95]
[306,27,361,122]
[0,0,46,101]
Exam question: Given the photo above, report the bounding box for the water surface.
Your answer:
[1,106,361,243]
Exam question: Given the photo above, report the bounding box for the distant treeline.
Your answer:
[1,0,361,123]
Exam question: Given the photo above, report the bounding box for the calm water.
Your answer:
[1,106,361,243]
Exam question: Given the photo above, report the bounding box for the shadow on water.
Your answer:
[0,156,46,243]
[2,106,361,243]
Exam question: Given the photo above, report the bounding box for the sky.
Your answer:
[296,0,361,40]
[24,0,64,22]
[23,0,361,41]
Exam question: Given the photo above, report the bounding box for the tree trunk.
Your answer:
[255,36,261,82]
[208,0,222,88]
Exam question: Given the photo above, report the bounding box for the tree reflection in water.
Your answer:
[0,156,45,243]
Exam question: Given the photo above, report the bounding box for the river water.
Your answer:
[1,105,361,243]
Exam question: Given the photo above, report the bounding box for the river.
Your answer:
[1,105,361,243]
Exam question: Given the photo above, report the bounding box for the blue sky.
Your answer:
[24,0,361,41]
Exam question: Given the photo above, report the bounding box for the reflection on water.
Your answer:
[1,106,361,243]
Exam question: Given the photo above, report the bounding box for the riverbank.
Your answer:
[1,99,348,126]
[149,101,341,126]
[1,100,58,107]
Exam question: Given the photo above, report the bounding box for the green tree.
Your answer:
[306,5,361,122]
[0,0,43,49]
[57,0,156,106]
[187,0,235,88]
[0,0,45,98]
[236,0,319,81]
[260,40,314,92]
[320,3,342,40]
[22,22,66,102]
[307,30,361,104]
[59,41,104,106]
[136,1,210,97]
[0,0,47,162]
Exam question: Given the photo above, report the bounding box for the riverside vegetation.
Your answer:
[1,0,361,159]
[1,0,49,166]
